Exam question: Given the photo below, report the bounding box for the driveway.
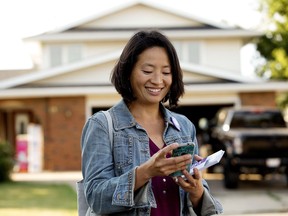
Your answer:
[205,173,288,215]
[12,171,288,215]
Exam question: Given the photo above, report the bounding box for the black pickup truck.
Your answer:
[209,106,288,188]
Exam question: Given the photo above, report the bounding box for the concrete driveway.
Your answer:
[205,173,288,215]
[12,171,288,215]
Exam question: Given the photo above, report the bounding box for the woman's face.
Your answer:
[130,47,172,105]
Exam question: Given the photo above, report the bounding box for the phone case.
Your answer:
[170,143,195,177]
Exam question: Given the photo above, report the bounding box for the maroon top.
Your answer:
[149,139,180,216]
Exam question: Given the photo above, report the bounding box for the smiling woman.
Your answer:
[80,30,223,216]
[129,47,172,107]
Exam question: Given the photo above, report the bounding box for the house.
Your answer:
[0,1,287,171]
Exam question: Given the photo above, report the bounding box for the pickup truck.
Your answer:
[209,106,288,188]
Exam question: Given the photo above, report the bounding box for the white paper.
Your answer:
[189,150,225,175]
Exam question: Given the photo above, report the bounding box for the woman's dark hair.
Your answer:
[111,30,184,107]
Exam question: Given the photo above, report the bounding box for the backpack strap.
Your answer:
[102,110,113,148]
[77,111,113,216]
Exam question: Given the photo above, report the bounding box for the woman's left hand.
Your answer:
[176,154,204,207]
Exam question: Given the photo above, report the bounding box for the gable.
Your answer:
[41,1,227,35]
[75,4,206,30]
[0,55,263,90]
[28,62,113,87]
[14,64,241,89]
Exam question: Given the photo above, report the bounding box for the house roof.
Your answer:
[46,0,232,34]
[26,29,263,42]
[1,82,288,99]
[25,0,263,43]
[0,0,273,100]
[180,63,263,83]
[0,51,121,90]
[0,48,264,91]
[25,0,263,42]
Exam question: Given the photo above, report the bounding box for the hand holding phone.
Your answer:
[170,142,195,177]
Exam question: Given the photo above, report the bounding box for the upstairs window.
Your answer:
[50,45,62,67]
[48,44,82,67]
[68,45,82,63]
[173,41,200,64]
[188,42,200,63]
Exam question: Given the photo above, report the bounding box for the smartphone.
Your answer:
[170,142,195,177]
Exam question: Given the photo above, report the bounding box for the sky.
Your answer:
[0,0,263,75]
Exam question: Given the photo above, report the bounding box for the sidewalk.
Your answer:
[11,171,288,216]
[11,171,82,191]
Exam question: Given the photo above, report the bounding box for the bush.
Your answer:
[0,141,14,182]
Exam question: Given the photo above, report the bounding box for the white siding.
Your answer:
[202,39,242,73]
[84,41,125,58]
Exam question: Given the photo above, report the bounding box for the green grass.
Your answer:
[0,181,77,216]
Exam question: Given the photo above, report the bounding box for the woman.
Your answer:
[81,30,223,216]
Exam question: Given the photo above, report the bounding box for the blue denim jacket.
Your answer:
[81,100,223,216]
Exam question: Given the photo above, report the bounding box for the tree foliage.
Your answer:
[0,141,14,182]
[255,0,288,109]
[256,0,288,80]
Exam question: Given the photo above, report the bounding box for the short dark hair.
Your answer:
[111,30,184,107]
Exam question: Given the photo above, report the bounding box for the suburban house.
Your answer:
[0,1,287,171]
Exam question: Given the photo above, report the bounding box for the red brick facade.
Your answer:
[0,97,85,171]
[41,97,85,170]
[239,92,277,107]
[0,92,278,171]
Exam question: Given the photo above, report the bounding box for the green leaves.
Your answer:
[256,0,288,80]
[0,141,14,182]
[255,0,288,107]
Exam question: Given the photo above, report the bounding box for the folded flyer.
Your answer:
[190,150,225,175]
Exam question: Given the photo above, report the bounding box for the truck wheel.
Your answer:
[223,159,239,189]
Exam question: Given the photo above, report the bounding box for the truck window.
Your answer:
[230,111,286,128]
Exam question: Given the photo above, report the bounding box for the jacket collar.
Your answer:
[110,100,180,131]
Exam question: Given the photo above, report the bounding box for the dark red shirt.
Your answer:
[149,139,180,216]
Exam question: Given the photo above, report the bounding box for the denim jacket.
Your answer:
[81,100,223,216]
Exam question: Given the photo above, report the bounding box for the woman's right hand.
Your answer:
[135,143,192,190]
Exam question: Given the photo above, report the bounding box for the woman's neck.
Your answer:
[128,102,161,122]
[128,102,165,147]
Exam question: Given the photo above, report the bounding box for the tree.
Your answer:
[0,141,14,182]
[255,0,288,108]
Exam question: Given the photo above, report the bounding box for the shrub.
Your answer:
[0,141,14,182]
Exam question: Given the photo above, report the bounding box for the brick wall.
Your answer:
[43,97,85,170]
[239,92,277,107]
[1,92,277,171]
[0,96,85,171]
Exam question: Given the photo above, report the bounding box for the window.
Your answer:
[173,42,183,60]
[173,41,200,64]
[48,44,82,67]
[50,45,62,67]
[68,45,82,63]
[230,111,286,128]
[188,42,200,63]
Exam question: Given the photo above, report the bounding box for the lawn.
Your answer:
[0,181,77,216]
